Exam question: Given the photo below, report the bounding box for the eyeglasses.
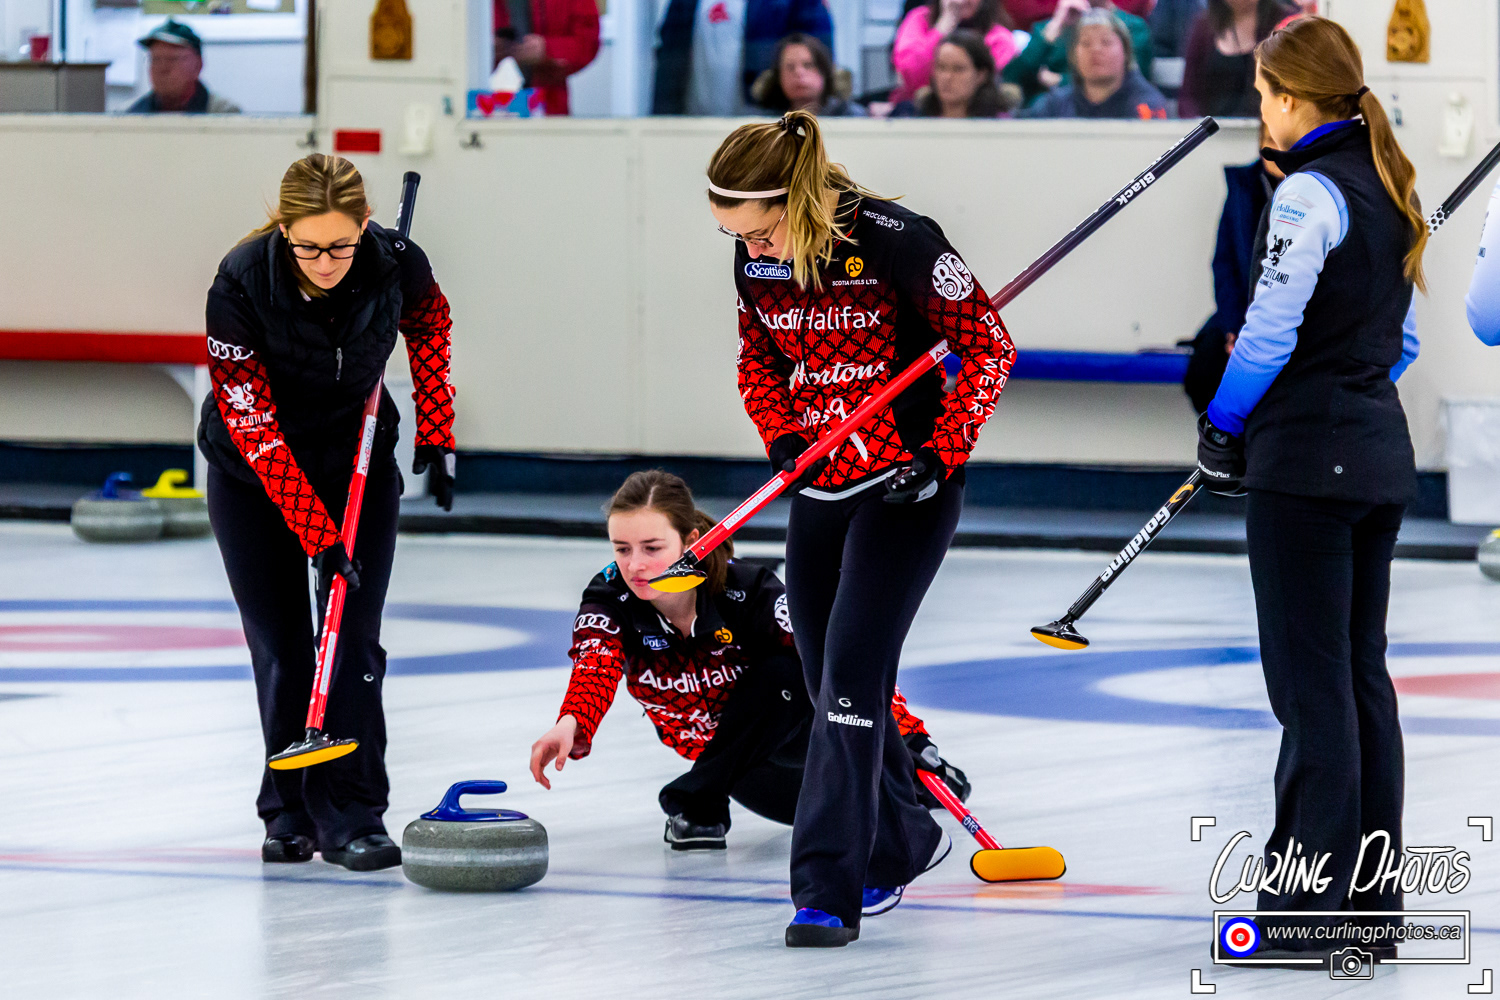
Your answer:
[288,240,360,261]
[717,209,787,249]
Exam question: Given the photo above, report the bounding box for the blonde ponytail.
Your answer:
[707,110,887,289]
[1256,17,1426,291]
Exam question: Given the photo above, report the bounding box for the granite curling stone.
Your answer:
[1480,529,1500,582]
[71,473,165,543]
[140,469,212,538]
[402,780,548,892]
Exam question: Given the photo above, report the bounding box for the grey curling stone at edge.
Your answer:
[402,780,548,892]
[71,473,165,543]
[154,496,212,538]
[1480,529,1500,582]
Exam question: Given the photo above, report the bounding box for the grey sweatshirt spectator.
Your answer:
[126,20,240,115]
[1020,9,1167,117]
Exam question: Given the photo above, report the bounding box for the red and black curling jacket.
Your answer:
[559,559,929,760]
[735,195,1016,497]
[200,222,455,556]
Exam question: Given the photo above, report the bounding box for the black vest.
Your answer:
[199,224,407,486]
[1245,124,1417,504]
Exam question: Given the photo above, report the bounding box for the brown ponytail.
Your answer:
[606,470,733,595]
[706,109,886,290]
[1256,17,1427,291]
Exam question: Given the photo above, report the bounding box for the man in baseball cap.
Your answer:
[126,19,241,114]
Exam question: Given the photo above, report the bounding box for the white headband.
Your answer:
[707,182,789,199]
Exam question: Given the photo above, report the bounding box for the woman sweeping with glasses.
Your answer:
[201,153,456,871]
[705,110,1015,946]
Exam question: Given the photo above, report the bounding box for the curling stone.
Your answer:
[402,780,548,892]
[1480,529,1500,582]
[71,473,164,543]
[140,469,211,538]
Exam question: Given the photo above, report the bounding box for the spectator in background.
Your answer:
[1179,0,1293,118]
[1148,0,1206,57]
[1021,10,1166,117]
[126,20,240,114]
[1003,0,1153,106]
[995,0,1154,29]
[1182,123,1284,411]
[653,0,833,116]
[892,30,1020,118]
[752,33,866,116]
[891,0,1018,104]
[492,0,601,116]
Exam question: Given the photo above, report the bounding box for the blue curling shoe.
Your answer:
[785,907,859,948]
[862,832,952,917]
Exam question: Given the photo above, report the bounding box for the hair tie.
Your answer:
[1354,85,1369,99]
[708,181,790,199]
[779,114,806,137]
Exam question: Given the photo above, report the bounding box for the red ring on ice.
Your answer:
[0,624,245,652]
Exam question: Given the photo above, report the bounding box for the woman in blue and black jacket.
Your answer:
[1194,17,1424,960]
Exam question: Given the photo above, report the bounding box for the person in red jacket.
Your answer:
[529,470,970,852]
[707,111,1015,946]
[493,0,601,115]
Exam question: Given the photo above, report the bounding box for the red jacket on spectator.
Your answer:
[1002,0,1153,28]
[493,0,600,115]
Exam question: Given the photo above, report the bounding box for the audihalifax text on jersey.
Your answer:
[756,305,883,331]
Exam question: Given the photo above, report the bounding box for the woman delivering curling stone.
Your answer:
[528,470,971,850]
[202,154,456,871]
[706,110,1015,947]
[1194,17,1422,961]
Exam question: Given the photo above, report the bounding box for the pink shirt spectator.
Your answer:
[892,6,1019,101]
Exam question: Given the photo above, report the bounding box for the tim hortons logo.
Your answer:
[790,359,886,390]
[574,613,620,634]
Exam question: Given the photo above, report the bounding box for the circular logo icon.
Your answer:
[931,253,974,301]
[1219,918,1260,958]
[714,628,733,644]
[838,697,852,708]
[845,256,864,278]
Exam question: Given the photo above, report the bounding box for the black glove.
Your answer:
[313,541,361,630]
[883,447,945,504]
[1196,412,1247,497]
[905,732,972,807]
[768,433,830,490]
[413,445,455,512]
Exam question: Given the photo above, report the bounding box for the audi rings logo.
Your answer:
[745,261,792,280]
[574,613,620,634]
[932,253,974,302]
[207,336,254,361]
[838,697,852,708]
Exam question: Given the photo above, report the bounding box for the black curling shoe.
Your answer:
[262,834,316,863]
[322,834,401,871]
[664,814,727,851]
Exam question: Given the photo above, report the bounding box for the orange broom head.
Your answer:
[971,846,1067,883]
[1030,618,1088,650]
[268,732,359,770]
[648,555,707,593]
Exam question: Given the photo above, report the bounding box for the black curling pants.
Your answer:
[658,652,810,829]
[1247,489,1406,928]
[207,454,401,852]
[783,477,958,927]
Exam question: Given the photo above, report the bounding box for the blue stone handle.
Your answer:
[421,780,529,823]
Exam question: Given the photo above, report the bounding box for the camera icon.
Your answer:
[1329,946,1373,980]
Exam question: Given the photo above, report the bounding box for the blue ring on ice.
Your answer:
[896,643,1500,736]
[0,599,574,682]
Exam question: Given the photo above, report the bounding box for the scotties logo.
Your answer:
[745,261,792,280]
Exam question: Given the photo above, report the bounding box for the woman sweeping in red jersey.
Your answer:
[705,110,1015,946]
[202,153,456,871]
[528,470,970,851]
